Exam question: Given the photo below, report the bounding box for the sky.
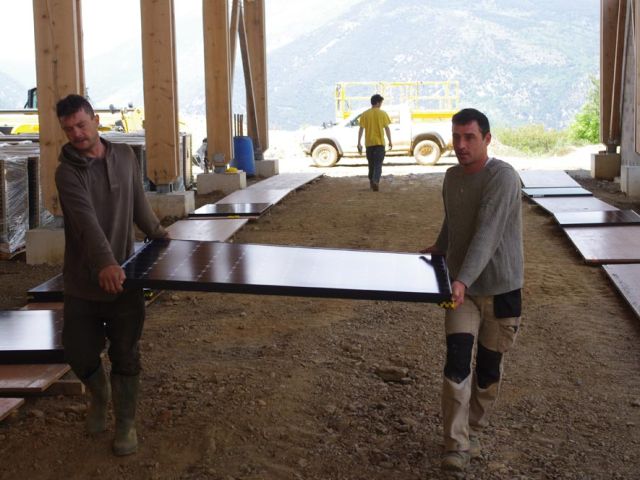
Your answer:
[0,0,367,88]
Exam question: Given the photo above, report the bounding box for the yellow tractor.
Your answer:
[0,88,145,135]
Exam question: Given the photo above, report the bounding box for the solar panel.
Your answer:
[554,209,640,227]
[522,187,592,197]
[563,226,640,264]
[518,170,581,188]
[122,239,452,303]
[189,203,271,218]
[0,310,64,364]
[532,196,619,215]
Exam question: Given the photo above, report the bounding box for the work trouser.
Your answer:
[441,290,521,452]
[62,288,146,380]
[365,145,386,184]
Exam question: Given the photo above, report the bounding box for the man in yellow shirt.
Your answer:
[357,94,392,191]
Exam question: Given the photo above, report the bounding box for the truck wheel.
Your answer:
[413,140,441,165]
[311,143,339,167]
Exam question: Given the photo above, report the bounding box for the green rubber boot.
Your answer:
[111,373,139,456]
[83,364,110,434]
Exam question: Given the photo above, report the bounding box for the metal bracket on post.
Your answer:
[212,153,227,173]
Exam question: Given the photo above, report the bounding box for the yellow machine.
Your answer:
[0,88,145,134]
[334,80,459,123]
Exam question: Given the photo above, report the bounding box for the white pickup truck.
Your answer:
[301,105,453,167]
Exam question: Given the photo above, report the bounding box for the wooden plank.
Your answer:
[563,226,640,264]
[0,398,24,422]
[532,196,619,215]
[602,264,640,319]
[166,219,247,242]
[518,170,581,188]
[0,364,69,394]
[141,0,180,187]
[203,0,233,168]
[554,209,640,227]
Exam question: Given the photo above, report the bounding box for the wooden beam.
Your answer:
[229,0,240,76]
[601,0,625,150]
[32,0,84,216]
[244,0,268,152]
[141,0,180,188]
[203,0,233,169]
[238,4,260,152]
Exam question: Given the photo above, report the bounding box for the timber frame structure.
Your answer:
[33,0,267,215]
[30,1,640,215]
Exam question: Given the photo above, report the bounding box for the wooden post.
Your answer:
[32,0,85,216]
[238,4,260,154]
[229,0,240,76]
[601,0,625,152]
[203,0,233,170]
[140,0,180,190]
[243,0,268,153]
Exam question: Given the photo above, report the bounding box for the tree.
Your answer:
[570,76,600,144]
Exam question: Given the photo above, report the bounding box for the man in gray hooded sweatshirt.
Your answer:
[55,94,166,456]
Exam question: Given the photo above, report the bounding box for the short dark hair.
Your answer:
[56,94,95,118]
[452,108,490,137]
[371,94,384,105]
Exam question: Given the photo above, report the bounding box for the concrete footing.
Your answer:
[255,159,279,178]
[591,153,621,180]
[621,165,640,197]
[26,228,65,265]
[197,172,247,195]
[146,191,195,220]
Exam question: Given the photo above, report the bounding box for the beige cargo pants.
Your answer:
[442,293,520,452]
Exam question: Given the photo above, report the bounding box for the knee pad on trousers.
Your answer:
[476,342,502,389]
[444,333,474,384]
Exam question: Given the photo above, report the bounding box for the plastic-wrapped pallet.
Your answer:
[0,156,29,256]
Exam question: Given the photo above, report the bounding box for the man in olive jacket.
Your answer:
[55,94,166,456]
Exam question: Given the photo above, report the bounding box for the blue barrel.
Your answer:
[232,136,256,176]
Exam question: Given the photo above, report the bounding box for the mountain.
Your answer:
[0,0,599,131]
[267,0,600,129]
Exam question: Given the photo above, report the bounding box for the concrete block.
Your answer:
[26,228,64,265]
[621,165,640,197]
[197,172,247,195]
[591,153,621,180]
[146,191,195,220]
[255,159,280,178]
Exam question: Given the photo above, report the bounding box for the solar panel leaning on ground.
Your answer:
[518,170,582,189]
[122,239,452,304]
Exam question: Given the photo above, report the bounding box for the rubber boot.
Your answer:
[83,364,110,434]
[111,373,139,456]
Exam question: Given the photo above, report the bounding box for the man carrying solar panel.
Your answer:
[422,108,524,473]
[55,94,167,456]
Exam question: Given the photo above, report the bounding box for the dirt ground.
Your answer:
[1,150,640,480]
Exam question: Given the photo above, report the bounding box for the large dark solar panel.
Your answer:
[189,203,271,218]
[27,274,64,302]
[122,239,452,303]
[554,209,640,227]
[522,187,592,197]
[0,310,64,364]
